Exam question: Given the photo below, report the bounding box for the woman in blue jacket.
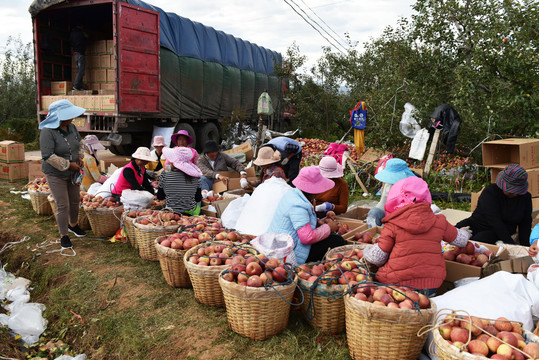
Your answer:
[267,166,345,265]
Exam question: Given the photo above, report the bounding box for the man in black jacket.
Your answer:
[428,104,462,154]
[69,24,87,91]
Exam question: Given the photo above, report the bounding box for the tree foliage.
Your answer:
[278,0,538,155]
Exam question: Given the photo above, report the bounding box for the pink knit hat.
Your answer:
[292,166,335,194]
[384,176,432,214]
[162,147,202,177]
[152,135,167,147]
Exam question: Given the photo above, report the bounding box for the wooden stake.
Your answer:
[424,129,441,176]
[344,157,369,194]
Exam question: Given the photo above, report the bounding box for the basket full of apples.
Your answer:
[154,234,197,288]
[27,178,53,215]
[184,242,259,307]
[82,196,123,237]
[431,311,539,360]
[218,257,297,340]
[345,283,436,360]
[122,209,153,248]
[134,210,182,261]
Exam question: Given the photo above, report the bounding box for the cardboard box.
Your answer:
[94,40,107,54]
[200,205,217,217]
[27,160,44,181]
[0,162,27,181]
[99,95,116,111]
[41,95,56,110]
[482,138,539,169]
[213,198,235,218]
[223,189,252,199]
[359,148,391,163]
[0,141,25,163]
[87,55,99,68]
[444,241,509,283]
[491,166,539,198]
[106,40,114,54]
[470,187,485,212]
[223,141,254,162]
[94,69,107,82]
[342,206,371,221]
[440,209,472,226]
[99,157,130,172]
[100,54,111,68]
[82,96,97,111]
[51,81,73,95]
[212,167,256,193]
[481,256,535,277]
[99,83,115,92]
[106,69,115,82]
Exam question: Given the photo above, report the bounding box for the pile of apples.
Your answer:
[136,211,182,227]
[187,242,258,266]
[319,212,352,236]
[443,241,494,267]
[326,248,366,261]
[82,195,120,209]
[352,285,431,310]
[27,177,50,192]
[205,194,224,203]
[437,314,539,359]
[296,259,368,287]
[220,256,294,287]
[296,138,360,166]
[158,232,213,251]
[151,197,165,208]
[352,231,379,244]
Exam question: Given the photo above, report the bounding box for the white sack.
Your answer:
[409,128,429,161]
[93,167,123,199]
[220,195,251,229]
[234,177,292,236]
[120,189,154,210]
[250,233,297,266]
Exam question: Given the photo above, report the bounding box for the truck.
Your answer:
[29,0,285,155]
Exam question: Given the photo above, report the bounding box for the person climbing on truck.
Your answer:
[69,22,87,91]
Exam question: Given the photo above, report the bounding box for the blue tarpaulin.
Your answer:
[128,0,282,75]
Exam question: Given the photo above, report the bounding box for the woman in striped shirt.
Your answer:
[157,147,202,215]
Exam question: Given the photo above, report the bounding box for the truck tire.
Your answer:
[109,144,137,156]
[174,123,197,148]
[198,122,220,149]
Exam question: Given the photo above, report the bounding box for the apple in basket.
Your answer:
[352,285,431,310]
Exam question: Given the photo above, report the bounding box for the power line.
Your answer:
[299,0,348,46]
[283,0,347,54]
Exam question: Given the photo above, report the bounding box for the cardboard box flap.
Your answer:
[214,198,235,217]
[359,148,391,163]
[223,141,254,161]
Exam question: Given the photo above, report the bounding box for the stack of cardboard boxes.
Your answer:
[41,39,116,112]
[0,141,27,181]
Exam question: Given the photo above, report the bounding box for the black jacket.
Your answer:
[69,27,86,54]
[428,104,462,154]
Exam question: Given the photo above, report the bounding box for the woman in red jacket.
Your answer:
[364,176,470,296]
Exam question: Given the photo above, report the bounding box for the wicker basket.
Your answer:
[431,320,539,360]
[83,205,123,237]
[49,196,90,230]
[29,190,53,215]
[344,294,436,360]
[122,212,138,248]
[297,276,347,334]
[155,236,191,288]
[134,216,179,261]
[219,273,297,340]
[183,243,232,307]
[324,243,372,260]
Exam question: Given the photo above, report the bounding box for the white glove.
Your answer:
[315,204,326,212]
[207,190,213,198]
[366,216,377,229]
[240,178,249,189]
[201,190,208,199]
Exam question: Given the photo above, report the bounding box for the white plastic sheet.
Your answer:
[220,195,251,230]
[7,302,48,345]
[409,128,429,161]
[54,355,87,360]
[151,125,175,148]
[92,167,123,198]
[234,177,292,236]
[250,233,297,266]
[399,102,421,138]
[120,189,154,210]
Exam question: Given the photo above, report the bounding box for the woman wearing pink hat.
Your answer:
[314,156,349,215]
[267,166,346,265]
[363,176,470,295]
[146,135,167,172]
[170,129,199,166]
[157,147,202,215]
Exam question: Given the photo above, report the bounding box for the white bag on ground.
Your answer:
[93,167,123,198]
[220,195,251,229]
[120,189,154,210]
[409,128,429,161]
[234,177,292,236]
[54,355,87,360]
[7,302,48,345]
[87,182,102,196]
[250,233,297,266]
[425,271,539,359]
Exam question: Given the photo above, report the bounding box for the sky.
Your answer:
[0,0,416,71]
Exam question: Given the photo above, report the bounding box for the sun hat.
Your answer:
[496,164,528,195]
[203,140,219,154]
[374,158,415,184]
[253,146,281,166]
[83,135,105,155]
[171,130,193,146]
[318,156,343,178]
[152,136,166,147]
[162,147,202,177]
[292,166,335,194]
[39,99,86,129]
[384,176,432,214]
[131,147,157,162]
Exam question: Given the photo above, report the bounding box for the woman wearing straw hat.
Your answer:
[111,147,157,199]
[314,156,349,215]
[456,164,532,246]
[157,147,202,215]
[146,135,167,172]
[81,135,106,192]
[248,147,287,188]
[267,166,346,265]
[366,158,416,227]
[170,129,199,165]
[39,99,87,249]
[364,176,470,295]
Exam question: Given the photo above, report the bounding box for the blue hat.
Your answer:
[39,99,86,129]
[374,158,415,184]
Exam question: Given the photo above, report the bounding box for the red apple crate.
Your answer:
[134,215,180,261]
[155,236,191,288]
[297,263,347,334]
[344,226,382,245]
[183,242,235,307]
[344,293,436,360]
[219,271,297,340]
[121,212,137,248]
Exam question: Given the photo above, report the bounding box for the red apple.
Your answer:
[246,275,263,287]
[246,262,263,276]
[495,317,513,332]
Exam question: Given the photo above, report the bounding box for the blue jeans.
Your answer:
[73,53,85,90]
[201,176,214,191]
[367,207,385,227]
